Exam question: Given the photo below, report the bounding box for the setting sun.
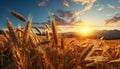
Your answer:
[71,24,93,36]
[81,27,90,34]
[78,26,92,36]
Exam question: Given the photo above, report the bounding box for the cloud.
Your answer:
[57,8,88,25]
[54,15,68,25]
[96,4,104,11]
[74,9,83,17]
[56,0,96,18]
[38,1,45,6]
[63,1,70,7]
[57,9,84,24]
[97,6,104,11]
[57,9,74,18]
[38,0,49,6]
[118,0,120,3]
[59,0,96,17]
[40,12,83,26]
[38,0,96,17]
[41,14,73,25]
[58,0,70,7]
[72,0,96,16]
[53,14,83,25]
[105,14,120,24]
[84,3,93,11]
[108,4,120,9]
[72,0,96,5]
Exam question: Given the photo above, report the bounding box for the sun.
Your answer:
[72,23,93,36]
[80,27,92,36]
[81,27,90,34]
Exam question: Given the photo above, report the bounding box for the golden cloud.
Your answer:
[72,0,96,16]
[105,13,120,24]
[63,1,70,7]
[108,4,120,9]
[97,5,104,11]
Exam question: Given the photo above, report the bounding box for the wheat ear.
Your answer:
[80,44,94,60]
[10,10,27,22]
[6,18,19,46]
[51,19,58,45]
[23,20,31,45]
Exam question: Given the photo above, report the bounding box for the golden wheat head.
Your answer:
[10,10,27,22]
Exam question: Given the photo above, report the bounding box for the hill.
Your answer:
[65,30,120,39]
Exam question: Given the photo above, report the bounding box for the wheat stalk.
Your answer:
[3,30,10,41]
[45,29,50,41]
[6,18,19,46]
[10,10,27,22]
[34,26,42,35]
[29,34,37,47]
[45,24,50,30]
[80,44,94,60]
[16,27,23,38]
[61,37,64,49]
[12,47,23,69]
[51,18,58,46]
[22,20,31,45]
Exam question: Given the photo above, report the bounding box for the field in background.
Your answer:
[1,34,120,48]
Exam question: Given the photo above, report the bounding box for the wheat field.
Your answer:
[0,11,120,69]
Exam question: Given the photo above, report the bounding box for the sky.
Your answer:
[0,0,120,32]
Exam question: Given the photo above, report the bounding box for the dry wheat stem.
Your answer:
[23,20,31,45]
[51,19,58,46]
[11,11,27,22]
[61,37,64,49]
[80,44,94,60]
[34,26,42,35]
[45,24,50,30]
[45,29,50,41]
[3,30,10,41]
[6,18,19,46]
